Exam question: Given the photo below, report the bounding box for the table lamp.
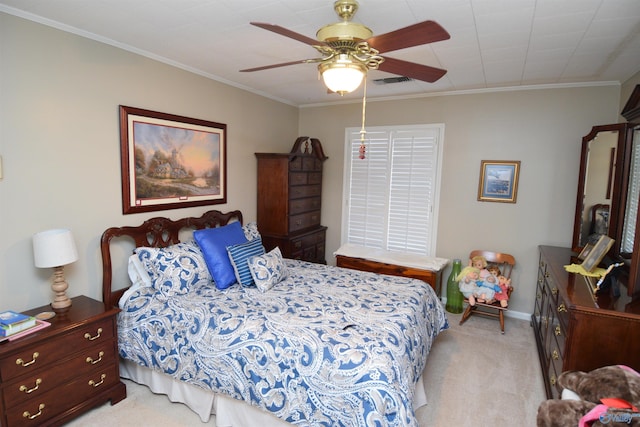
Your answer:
[33,228,78,310]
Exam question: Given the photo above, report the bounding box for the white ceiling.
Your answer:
[2,0,640,106]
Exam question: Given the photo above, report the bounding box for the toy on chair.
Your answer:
[459,250,516,333]
[457,266,481,306]
[494,275,512,308]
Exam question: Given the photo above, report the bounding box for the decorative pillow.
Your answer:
[135,241,211,296]
[194,221,248,289]
[226,238,265,287]
[248,247,288,292]
[242,221,261,241]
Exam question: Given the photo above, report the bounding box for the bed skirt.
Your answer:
[120,359,429,426]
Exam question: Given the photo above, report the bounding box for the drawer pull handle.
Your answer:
[555,325,562,336]
[550,375,557,386]
[23,404,45,420]
[557,303,567,313]
[19,378,42,394]
[552,350,559,360]
[84,328,103,341]
[86,351,104,365]
[295,220,302,226]
[89,374,106,387]
[16,352,39,367]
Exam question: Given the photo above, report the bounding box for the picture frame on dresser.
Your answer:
[580,234,614,272]
[119,105,227,214]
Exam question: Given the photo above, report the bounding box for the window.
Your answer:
[622,131,640,254]
[341,124,444,256]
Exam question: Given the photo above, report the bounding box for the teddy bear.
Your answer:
[536,365,640,427]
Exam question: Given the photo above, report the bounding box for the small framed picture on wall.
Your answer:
[478,160,521,203]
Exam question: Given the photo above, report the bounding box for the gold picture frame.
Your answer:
[478,160,521,203]
[581,234,614,272]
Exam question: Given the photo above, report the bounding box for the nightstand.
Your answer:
[0,295,126,426]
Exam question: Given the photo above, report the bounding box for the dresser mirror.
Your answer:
[572,124,627,253]
[572,85,640,297]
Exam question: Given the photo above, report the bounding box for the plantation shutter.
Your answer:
[622,136,640,253]
[343,125,442,256]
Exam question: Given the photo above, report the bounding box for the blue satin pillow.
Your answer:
[194,222,248,289]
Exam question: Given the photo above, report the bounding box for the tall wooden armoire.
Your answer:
[255,137,328,263]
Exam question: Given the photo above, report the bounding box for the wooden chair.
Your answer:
[458,250,516,334]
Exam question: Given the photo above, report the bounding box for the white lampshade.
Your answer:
[33,229,79,268]
[319,55,367,95]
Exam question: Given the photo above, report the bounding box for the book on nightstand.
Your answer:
[0,310,37,337]
[0,319,50,343]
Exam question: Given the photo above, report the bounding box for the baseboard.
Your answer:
[441,297,531,322]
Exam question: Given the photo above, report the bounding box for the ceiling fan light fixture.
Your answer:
[318,55,367,95]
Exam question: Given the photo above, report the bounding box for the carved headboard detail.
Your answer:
[100,210,243,308]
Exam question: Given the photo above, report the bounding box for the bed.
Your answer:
[101,210,448,426]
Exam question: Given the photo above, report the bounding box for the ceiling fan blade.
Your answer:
[367,21,450,54]
[377,57,447,83]
[250,22,323,47]
[240,58,321,72]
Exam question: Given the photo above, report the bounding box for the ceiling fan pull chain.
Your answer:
[359,79,367,159]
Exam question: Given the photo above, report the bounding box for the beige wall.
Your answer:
[0,12,629,317]
[299,86,621,314]
[0,13,299,311]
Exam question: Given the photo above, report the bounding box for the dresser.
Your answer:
[0,295,126,426]
[532,246,640,398]
[256,137,328,264]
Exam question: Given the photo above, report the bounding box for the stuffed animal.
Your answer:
[457,266,481,305]
[473,274,501,302]
[494,275,511,307]
[536,365,640,427]
[470,255,491,280]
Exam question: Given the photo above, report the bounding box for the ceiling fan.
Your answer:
[240,0,450,95]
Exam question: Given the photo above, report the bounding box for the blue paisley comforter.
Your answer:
[118,260,448,426]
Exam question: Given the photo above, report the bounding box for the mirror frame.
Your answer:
[572,123,628,255]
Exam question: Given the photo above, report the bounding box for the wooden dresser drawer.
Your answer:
[290,197,321,215]
[289,184,321,199]
[289,211,321,233]
[0,317,114,382]
[3,343,115,409]
[4,363,119,427]
[289,172,308,186]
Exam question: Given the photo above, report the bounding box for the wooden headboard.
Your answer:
[100,209,243,308]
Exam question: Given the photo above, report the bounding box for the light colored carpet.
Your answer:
[67,311,546,426]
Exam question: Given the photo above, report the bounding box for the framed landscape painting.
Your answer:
[477,160,521,203]
[119,105,226,214]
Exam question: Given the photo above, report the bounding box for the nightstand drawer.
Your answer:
[4,363,119,427]
[3,343,115,409]
[0,317,114,381]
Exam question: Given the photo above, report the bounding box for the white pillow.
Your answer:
[119,254,153,308]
